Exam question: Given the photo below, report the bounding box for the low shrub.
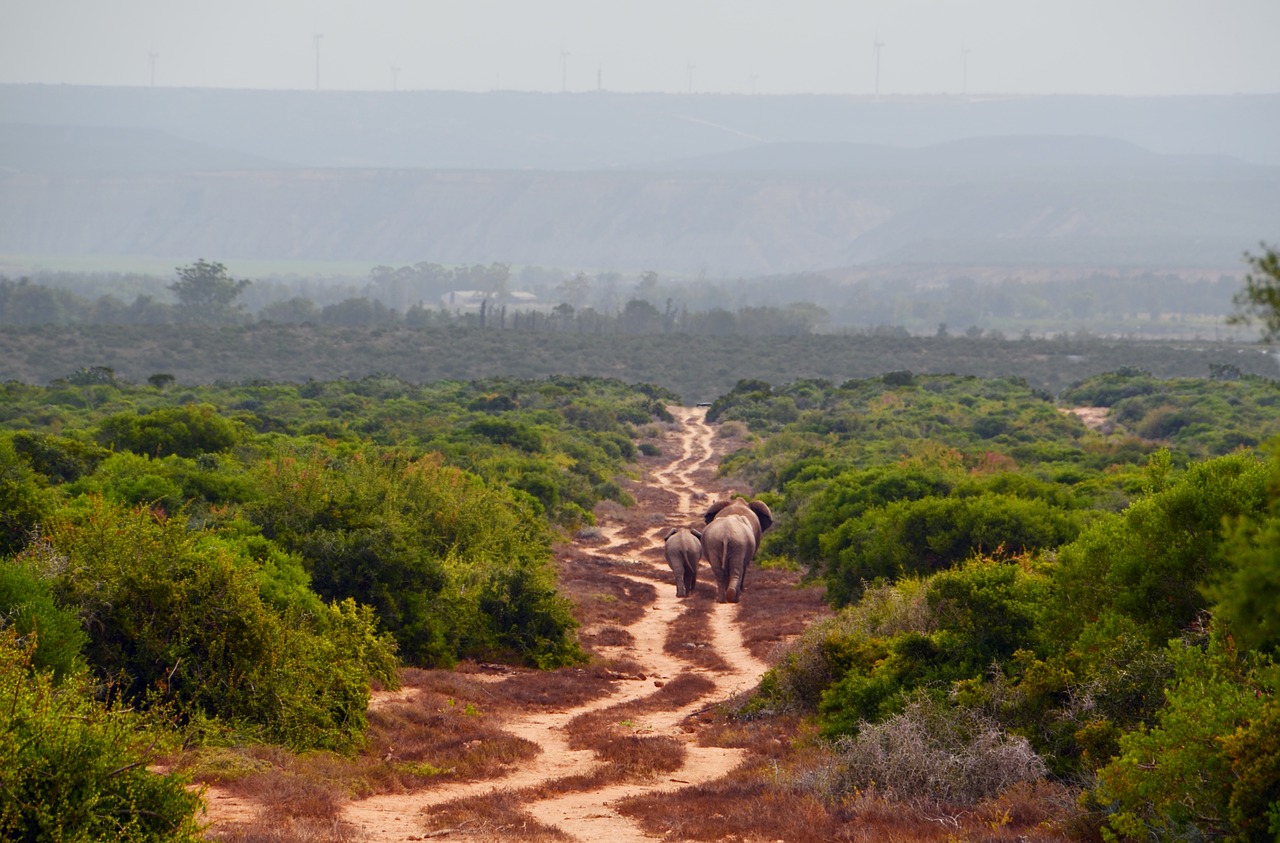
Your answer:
[830,694,1048,806]
[0,631,203,842]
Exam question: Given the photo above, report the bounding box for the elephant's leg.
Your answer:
[711,560,728,603]
[668,554,688,597]
[725,554,744,603]
[685,557,698,595]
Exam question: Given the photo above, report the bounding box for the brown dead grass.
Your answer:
[206,818,357,843]
[619,758,1082,843]
[663,589,732,670]
[422,790,571,842]
[736,565,832,663]
[532,733,687,797]
[556,555,656,631]
[361,692,539,790]
[580,624,635,648]
[500,673,718,798]
[564,673,717,751]
[478,662,632,710]
[203,769,356,843]
[619,774,854,842]
[187,671,541,811]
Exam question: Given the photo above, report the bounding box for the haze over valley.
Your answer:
[2,86,1278,278]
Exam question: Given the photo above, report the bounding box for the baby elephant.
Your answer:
[661,527,703,598]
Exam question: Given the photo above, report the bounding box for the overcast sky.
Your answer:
[2,0,1278,97]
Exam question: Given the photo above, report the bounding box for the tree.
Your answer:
[1228,243,1280,342]
[618,298,663,334]
[168,259,250,324]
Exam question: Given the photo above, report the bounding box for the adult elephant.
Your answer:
[661,527,702,597]
[701,499,773,603]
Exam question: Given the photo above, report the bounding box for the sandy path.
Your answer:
[342,406,756,842]
[204,406,770,842]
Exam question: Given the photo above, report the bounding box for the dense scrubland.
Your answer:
[680,370,1280,842]
[3,355,1279,840]
[0,374,676,838]
[2,319,1276,405]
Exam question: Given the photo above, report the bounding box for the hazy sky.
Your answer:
[2,0,1278,97]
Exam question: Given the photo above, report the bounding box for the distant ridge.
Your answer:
[1,85,1278,169]
[0,123,287,173]
[1,86,1277,275]
[629,136,1252,175]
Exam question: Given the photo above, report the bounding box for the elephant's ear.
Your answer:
[691,529,703,540]
[748,500,774,532]
[704,500,732,523]
[660,527,677,540]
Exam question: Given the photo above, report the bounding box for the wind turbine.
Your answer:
[873,35,885,97]
[148,51,158,87]
[391,63,401,91]
[961,46,971,95]
[313,33,323,90]
[560,49,569,92]
[686,61,695,94]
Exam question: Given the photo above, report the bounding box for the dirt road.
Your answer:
[203,406,813,842]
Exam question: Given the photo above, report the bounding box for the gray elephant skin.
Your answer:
[701,499,773,603]
[662,527,703,597]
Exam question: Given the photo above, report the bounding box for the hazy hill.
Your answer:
[645,136,1254,177]
[0,124,286,173]
[2,85,1278,169]
[1,85,1277,275]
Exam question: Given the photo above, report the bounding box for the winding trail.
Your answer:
[204,407,778,842]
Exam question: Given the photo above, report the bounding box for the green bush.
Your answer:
[10,430,106,483]
[248,445,582,668]
[1211,449,1280,654]
[96,403,245,458]
[1046,451,1270,649]
[823,492,1079,605]
[1093,635,1276,842]
[0,555,87,681]
[43,498,393,752]
[0,434,52,557]
[0,631,203,842]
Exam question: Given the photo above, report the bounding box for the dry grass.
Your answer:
[422,790,570,842]
[618,772,853,842]
[735,565,832,663]
[185,670,541,810]
[503,674,718,798]
[206,817,357,843]
[580,624,634,648]
[533,734,688,797]
[479,662,632,710]
[556,554,655,631]
[203,769,356,843]
[618,752,1082,843]
[564,673,717,750]
[663,590,732,670]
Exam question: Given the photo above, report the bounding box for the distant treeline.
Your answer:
[1,321,1276,403]
[1,259,1248,340]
